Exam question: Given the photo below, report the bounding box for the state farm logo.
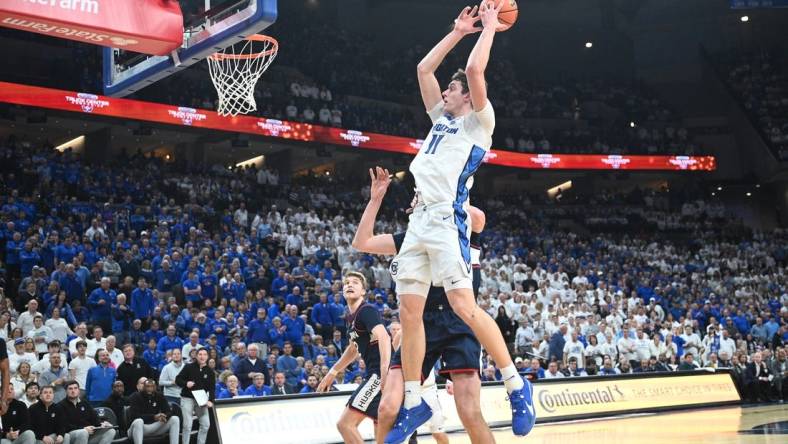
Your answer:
[530,154,560,168]
[256,119,292,136]
[409,139,424,150]
[669,156,697,170]
[65,93,109,113]
[339,130,370,147]
[601,155,631,169]
[483,151,497,163]
[167,107,207,126]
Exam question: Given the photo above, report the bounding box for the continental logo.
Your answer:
[538,384,625,414]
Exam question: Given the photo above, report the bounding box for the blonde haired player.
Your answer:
[386,2,534,442]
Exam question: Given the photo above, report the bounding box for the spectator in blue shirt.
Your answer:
[182,270,202,306]
[299,375,319,393]
[19,241,40,278]
[155,260,177,294]
[764,316,780,340]
[247,308,272,348]
[269,317,285,349]
[523,358,545,379]
[549,324,568,362]
[200,264,218,303]
[85,349,116,406]
[55,237,77,266]
[157,325,185,354]
[111,293,134,345]
[87,277,116,333]
[216,375,241,399]
[130,277,155,325]
[144,320,164,345]
[58,264,84,304]
[208,310,229,350]
[143,338,165,371]
[310,293,334,341]
[750,317,769,344]
[282,306,305,355]
[276,342,300,388]
[271,269,288,299]
[243,373,271,397]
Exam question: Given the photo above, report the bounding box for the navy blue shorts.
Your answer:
[346,372,382,419]
[391,309,481,380]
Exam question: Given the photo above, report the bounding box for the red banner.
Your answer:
[0,81,716,171]
[0,0,183,55]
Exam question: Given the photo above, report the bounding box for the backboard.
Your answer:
[103,0,277,97]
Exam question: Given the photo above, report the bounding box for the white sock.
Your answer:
[501,364,524,393]
[403,381,421,409]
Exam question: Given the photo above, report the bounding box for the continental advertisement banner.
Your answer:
[214,371,740,444]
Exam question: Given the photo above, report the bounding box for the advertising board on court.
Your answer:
[212,371,740,444]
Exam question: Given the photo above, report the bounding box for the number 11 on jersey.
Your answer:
[424,134,444,154]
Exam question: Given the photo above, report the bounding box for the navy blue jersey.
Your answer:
[347,303,383,374]
[393,232,481,311]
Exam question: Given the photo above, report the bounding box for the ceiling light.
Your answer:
[740,16,749,22]
[585,42,593,48]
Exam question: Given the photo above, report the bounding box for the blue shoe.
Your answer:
[384,399,433,444]
[509,377,536,436]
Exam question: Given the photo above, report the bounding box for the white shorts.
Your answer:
[390,202,473,295]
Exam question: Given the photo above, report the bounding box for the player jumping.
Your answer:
[317,271,391,444]
[353,167,498,443]
[386,2,534,442]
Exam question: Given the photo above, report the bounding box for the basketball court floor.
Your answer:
[414,404,788,444]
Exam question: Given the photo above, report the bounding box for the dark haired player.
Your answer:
[317,272,391,444]
[392,2,533,440]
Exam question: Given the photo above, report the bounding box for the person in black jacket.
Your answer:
[57,381,116,444]
[126,380,180,444]
[745,351,775,402]
[117,344,154,396]
[175,348,214,444]
[101,381,129,433]
[0,384,35,444]
[235,343,268,389]
[28,385,67,444]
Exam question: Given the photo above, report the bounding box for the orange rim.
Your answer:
[208,34,278,61]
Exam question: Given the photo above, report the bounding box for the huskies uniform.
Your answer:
[392,102,494,295]
[346,303,384,419]
[390,232,483,380]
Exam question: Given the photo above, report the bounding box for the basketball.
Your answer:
[493,0,519,31]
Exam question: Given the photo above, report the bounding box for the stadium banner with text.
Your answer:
[212,371,740,444]
[0,81,717,171]
[730,0,788,8]
[0,0,183,55]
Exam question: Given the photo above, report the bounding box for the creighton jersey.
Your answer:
[410,101,495,206]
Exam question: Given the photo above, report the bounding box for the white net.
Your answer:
[207,35,278,117]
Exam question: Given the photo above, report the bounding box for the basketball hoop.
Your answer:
[207,34,278,117]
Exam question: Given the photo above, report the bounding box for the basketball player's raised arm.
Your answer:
[417,6,481,111]
[352,167,397,255]
[465,0,502,112]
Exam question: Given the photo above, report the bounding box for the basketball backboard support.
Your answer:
[103,0,277,97]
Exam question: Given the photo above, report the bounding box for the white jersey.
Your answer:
[410,102,495,206]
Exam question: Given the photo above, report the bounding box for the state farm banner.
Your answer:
[0,81,717,171]
[0,0,183,55]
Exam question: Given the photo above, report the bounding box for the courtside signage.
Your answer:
[212,372,739,444]
[0,0,183,55]
[0,81,717,171]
